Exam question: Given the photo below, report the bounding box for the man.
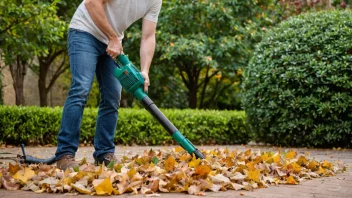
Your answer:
[55,0,162,170]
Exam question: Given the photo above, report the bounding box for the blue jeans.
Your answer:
[55,28,122,161]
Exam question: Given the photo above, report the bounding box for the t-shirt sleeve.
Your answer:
[144,0,162,23]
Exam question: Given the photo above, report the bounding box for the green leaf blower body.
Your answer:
[114,54,204,159]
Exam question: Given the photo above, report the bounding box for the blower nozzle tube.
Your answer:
[141,96,205,159]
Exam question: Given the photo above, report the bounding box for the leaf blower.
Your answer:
[114,54,204,159]
[18,54,204,165]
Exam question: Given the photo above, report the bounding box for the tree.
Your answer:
[122,0,279,109]
[0,0,66,105]
[155,0,275,109]
[35,0,83,106]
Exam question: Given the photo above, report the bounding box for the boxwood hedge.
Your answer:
[243,11,352,147]
[0,106,248,146]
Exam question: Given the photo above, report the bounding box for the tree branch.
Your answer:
[197,69,220,89]
[177,63,190,89]
[199,66,210,108]
[46,54,68,92]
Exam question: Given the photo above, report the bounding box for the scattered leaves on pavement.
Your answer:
[0,147,347,196]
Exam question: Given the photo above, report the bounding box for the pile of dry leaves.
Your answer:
[0,147,347,196]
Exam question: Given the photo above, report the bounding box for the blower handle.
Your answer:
[115,54,140,73]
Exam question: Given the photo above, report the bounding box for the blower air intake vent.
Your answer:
[117,72,139,91]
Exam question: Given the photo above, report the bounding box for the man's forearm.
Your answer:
[140,35,156,73]
[85,0,118,41]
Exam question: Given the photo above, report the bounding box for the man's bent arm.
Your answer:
[140,19,157,91]
[85,0,122,57]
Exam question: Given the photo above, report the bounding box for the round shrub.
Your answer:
[243,11,352,147]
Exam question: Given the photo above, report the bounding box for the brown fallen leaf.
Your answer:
[3,179,20,190]
[195,165,211,177]
[8,163,20,175]
[164,155,176,172]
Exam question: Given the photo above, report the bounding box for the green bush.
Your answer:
[0,106,248,146]
[243,11,352,147]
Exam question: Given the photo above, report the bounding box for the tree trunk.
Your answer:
[177,63,200,109]
[38,62,48,106]
[188,83,198,109]
[9,56,27,105]
[37,50,67,107]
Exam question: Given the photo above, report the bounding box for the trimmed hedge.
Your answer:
[0,106,248,146]
[243,11,352,147]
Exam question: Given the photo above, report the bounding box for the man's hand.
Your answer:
[141,71,150,92]
[85,0,121,59]
[106,37,123,59]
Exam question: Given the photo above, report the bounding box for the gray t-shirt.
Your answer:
[69,0,162,44]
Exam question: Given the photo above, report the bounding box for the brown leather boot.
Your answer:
[56,155,80,170]
[95,153,118,165]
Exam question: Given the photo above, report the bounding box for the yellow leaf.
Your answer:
[244,149,251,156]
[307,160,319,171]
[224,157,234,167]
[174,147,183,152]
[286,175,297,184]
[114,164,123,173]
[96,165,102,176]
[188,157,201,168]
[164,155,176,172]
[291,162,301,173]
[224,148,229,154]
[296,156,309,166]
[195,165,211,176]
[285,150,297,160]
[235,164,247,174]
[272,153,281,164]
[317,166,326,175]
[229,151,235,158]
[246,170,260,182]
[136,158,144,165]
[13,167,35,183]
[246,162,256,171]
[63,177,72,185]
[170,42,175,46]
[180,153,191,161]
[73,171,86,181]
[261,153,270,162]
[322,160,333,170]
[205,155,212,162]
[94,178,114,195]
[127,168,136,179]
